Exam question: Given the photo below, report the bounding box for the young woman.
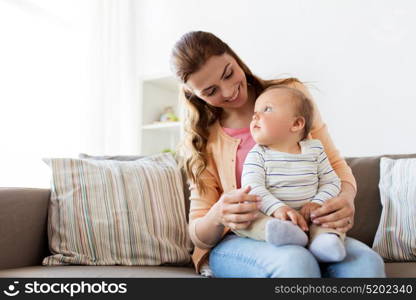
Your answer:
[170,31,385,277]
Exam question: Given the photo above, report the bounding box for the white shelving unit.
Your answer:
[139,74,183,155]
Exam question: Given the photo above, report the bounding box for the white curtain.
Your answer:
[0,0,140,188]
[83,0,140,156]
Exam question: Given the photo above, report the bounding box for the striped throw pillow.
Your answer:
[372,157,416,261]
[42,153,192,265]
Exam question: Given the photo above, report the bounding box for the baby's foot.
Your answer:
[265,219,308,247]
[309,233,346,262]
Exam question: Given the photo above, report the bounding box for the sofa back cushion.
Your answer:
[346,154,416,247]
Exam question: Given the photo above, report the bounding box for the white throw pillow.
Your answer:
[372,157,416,261]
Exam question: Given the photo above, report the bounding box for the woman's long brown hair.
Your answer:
[170,31,301,194]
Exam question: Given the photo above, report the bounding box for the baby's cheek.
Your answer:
[265,121,283,137]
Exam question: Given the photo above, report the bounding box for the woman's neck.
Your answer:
[220,108,253,129]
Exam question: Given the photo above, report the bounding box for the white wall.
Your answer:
[0,0,140,188]
[136,0,416,157]
[0,0,91,188]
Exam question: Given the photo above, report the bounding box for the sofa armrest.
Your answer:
[0,188,50,270]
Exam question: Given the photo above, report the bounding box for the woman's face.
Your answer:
[185,53,248,109]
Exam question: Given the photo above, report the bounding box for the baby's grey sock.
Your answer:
[309,233,346,262]
[265,219,308,247]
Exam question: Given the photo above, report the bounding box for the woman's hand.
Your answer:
[272,206,309,232]
[214,185,261,230]
[299,202,322,224]
[310,183,356,233]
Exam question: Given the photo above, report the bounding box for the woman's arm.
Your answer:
[188,159,260,249]
[189,206,225,249]
[190,185,261,248]
[187,159,224,249]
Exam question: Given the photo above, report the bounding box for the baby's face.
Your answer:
[250,88,297,146]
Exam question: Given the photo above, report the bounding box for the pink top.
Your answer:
[221,126,256,189]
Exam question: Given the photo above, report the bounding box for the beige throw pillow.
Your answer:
[372,157,416,261]
[42,153,192,266]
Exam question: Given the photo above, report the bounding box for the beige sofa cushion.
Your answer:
[373,158,416,261]
[346,154,416,247]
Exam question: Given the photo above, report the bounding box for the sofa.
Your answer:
[0,154,415,278]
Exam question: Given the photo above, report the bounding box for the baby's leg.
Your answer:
[233,212,308,247]
[232,212,270,241]
[308,224,346,262]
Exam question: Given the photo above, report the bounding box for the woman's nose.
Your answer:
[221,83,235,99]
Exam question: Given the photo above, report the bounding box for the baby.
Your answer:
[234,85,346,263]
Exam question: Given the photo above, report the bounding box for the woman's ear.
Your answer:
[291,116,306,133]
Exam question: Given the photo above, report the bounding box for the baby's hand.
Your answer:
[300,202,322,224]
[272,206,309,232]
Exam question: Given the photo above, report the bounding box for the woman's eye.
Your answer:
[264,106,272,112]
[224,70,233,79]
[208,88,216,96]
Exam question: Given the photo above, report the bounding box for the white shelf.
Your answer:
[139,75,182,155]
[140,74,180,92]
[142,122,180,130]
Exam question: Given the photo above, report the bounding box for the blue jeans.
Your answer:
[209,234,386,278]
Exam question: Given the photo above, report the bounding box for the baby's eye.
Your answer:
[264,106,272,112]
